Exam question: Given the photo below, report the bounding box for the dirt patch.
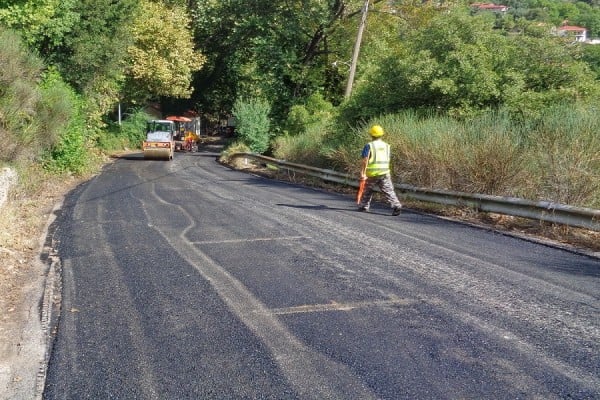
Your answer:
[0,167,87,399]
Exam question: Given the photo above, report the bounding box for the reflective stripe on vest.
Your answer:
[366,140,390,177]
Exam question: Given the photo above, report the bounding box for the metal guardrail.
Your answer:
[230,153,600,231]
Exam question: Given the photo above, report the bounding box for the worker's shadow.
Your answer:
[277,203,400,216]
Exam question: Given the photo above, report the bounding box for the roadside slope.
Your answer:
[0,168,85,400]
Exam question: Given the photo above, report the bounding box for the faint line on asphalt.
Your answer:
[270,297,417,315]
[140,183,378,400]
[192,236,311,245]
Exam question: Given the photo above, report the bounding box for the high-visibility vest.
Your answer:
[366,140,391,177]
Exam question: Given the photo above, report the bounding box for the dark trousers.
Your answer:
[358,174,402,209]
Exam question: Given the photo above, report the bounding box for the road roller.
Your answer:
[142,120,175,160]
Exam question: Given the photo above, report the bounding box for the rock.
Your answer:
[0,167,17,209]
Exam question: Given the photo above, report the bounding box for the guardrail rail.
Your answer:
[230,153,600,231]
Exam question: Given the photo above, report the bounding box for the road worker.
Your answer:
[358,124,403,216]
[184,131,199,151]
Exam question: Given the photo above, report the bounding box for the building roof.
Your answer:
[471,3,509,11]
[557,25,587,32]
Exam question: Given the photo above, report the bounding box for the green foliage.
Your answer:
[125,0,205,103]
[283,93,336,135]
[38,68,78,152]
[0,28,44,161]
[41,71,90,174]
[339,8,600,124]
[98,108,152,151]
[232,97,271,153]
[48,0,137,91]
[0,27,91,174]
[583,44,600,79]
[0,0,79,48]
[273,118,335,168]
[188,0,353,122]
[29,0,138,129]
[120,109,153,146]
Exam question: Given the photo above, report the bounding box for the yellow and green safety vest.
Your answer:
[366,140,391,177]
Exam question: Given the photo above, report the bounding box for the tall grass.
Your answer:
[0,28,44,162]
[272,120,337,169]
[527,105,600,207]
[276,104,600,209]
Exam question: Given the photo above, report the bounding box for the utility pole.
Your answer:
[345,0,370,98]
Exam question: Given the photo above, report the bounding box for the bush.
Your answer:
[219,141,251,169]
[42,79,90,174]
[99,108,152,151]
[232,97,271,153]
[338,9,600,125]
[0,28,44,161]
[272,121,333,168]
[283,93,336,136]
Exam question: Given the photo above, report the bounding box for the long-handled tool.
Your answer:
[356,178,366,204]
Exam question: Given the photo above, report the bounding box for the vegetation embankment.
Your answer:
[270,105,600,210]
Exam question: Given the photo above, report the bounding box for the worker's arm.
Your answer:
[360,156,368,180]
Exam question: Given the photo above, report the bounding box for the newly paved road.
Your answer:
[43,146,600,399]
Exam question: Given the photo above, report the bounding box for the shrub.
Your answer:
[232,97,271,153]
[272,120,333,168]
[283,93,336,136]
[43,85,89,174]
[99,108,152,151]
[219,141,251,169]
[0,28,44,161]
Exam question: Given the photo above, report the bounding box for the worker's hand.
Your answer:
[360,174,367,181]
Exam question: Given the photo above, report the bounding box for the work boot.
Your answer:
[392,206,402,216]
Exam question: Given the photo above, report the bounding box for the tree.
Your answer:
[0,0,138,125]
[0,0,79,50]
[125,0,205,103]
[188,0,359,123]
[339,7,600,122]
[583,42,600,79]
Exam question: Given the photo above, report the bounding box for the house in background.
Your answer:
[555,24,588,42]
[470,3,509,13]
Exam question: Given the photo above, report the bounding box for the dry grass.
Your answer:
[409,202,600,254]
[0,165,87,342]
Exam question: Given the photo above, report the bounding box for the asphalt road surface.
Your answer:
[42,147,600,399]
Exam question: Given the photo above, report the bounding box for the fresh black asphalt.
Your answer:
[43,148,600,399]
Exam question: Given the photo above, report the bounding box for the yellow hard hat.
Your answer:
[369,125,384,137]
